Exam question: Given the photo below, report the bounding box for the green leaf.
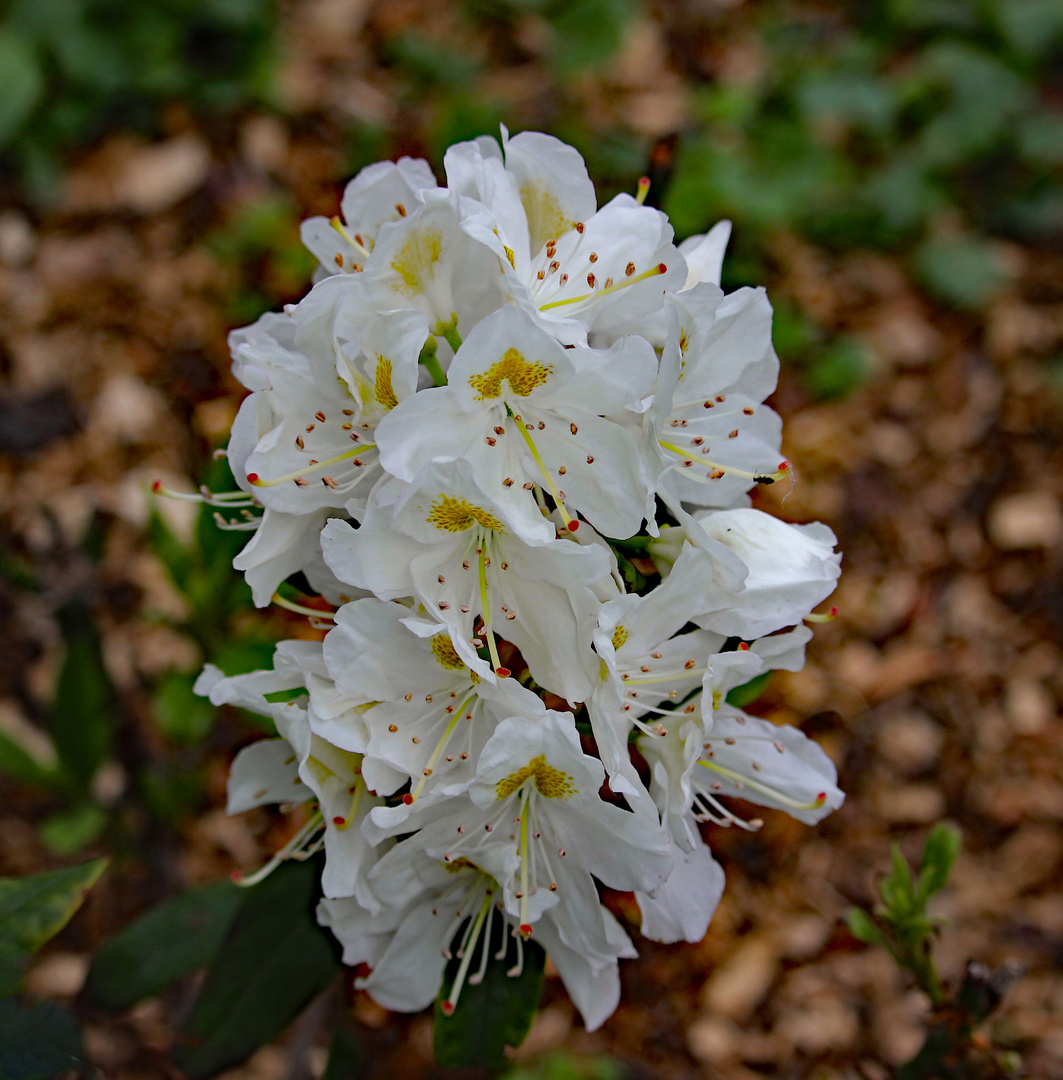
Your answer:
[725,671,772,709]
[321,1020,363,1080]
[916,823,961,902]
[546,0,636,73]
[175,859,340,1078]
[914,236,1012,310]
[878,843,917,918]
[804,337,870,400]
[50,603,116,794]
[0,30,43,148]
[433,917,545,1069]
[85,880,243,1012]
[845,906,886,946]
[0,729,57,789]
[153,671,217,745]
[0,999,84,1080]
[0,859,108,995]
[38,803,107,856]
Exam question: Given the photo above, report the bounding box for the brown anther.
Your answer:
[558,466,567,475]
[743,407,755,415]
[342,409,354,416]
[716,395,725,402]
[405,693,413,702]
[412,736,421,744]
[728,429,739,439]
[395,203,407,216]
[500,561,508,570]
[295,435,305,450]
[315,411,327,422]
[523,481,535,490]
[588,252,598,263]
[306,424,315,432]
[438,575,445,583]
[538,421,545,430]
[354,234,364,246]
[549,260,560,273]
[294,477,308,486]
[388,724,398,732]
[587,273,596,287]
[559,273,568,284]
[574,222,584,233]
[342,422,353,430]
[703,400,714,408]
[321,476,337,488]
[625,262,636,276]
[570,422,578,435]
[503,477,514,487]
[493,426,505,435]
[691,437,703,445]
[586,454,594,464]
[462,560,471,570]
[604,277,613,288]
[334,253,344,268]
[685,659,696,669]
[486,437,496,446]
[438,602,449,610]
[536,270,545,280]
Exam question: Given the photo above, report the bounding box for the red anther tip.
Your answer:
[830,606,839,617]
[151,479,162,493]
[519,923,533,937]
[246,472,260,483]
[495,666,511,678]
[816,792,827,804]
[657,262,667,273]
[402,794,414,805]
[231,870,242,881]
[441,1000,455,1016]
[332,816,346,826]
[738,642,750,651]
[778,460,791,471]
[566,519,580,532]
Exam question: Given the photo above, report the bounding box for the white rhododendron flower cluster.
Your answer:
[190,129,843,1031]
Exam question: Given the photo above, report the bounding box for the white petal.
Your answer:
[226,738,309,813]
[636,839,724,943]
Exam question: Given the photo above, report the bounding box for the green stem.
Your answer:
[419,335,448,386]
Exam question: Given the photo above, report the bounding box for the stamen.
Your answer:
[478,547,507,676]
[805,606,839,623]
[408,694,477,802]
[658,443,791,485]
[518,786,532,934]
[232,811,324,887]
[271,593,337,620]
[698,758,828,812]
[511,416,579,532]
[635,176,651,205]
[539,263,667,312]
[441,888,493,1016]
[329,217,371,259]
[152,480,255,508]
[246,445,376,488]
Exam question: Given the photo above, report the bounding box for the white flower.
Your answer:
[678,220,732,291]
[375,305,660,539]
[321,459,612,702]
[323,597,546,805]
[301,156,439,278]
[653,283,786,510]
[444,129,686,345]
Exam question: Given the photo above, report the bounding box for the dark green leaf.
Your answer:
[85,880,243,1012]
[321,1019,364,1080]
[0,859,107,995]
[879,843,917,918]
[0,729,57,789]
[916,823,961,902]
[50,603,116,793]
[153,671,217,745]
[0,998,84,1080]
[0,30,43,147]
[433,916,545,1069]
[175,860,340,1078]
[38,803,107,856]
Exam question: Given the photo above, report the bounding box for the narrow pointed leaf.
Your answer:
[175,859,340,1079]
[433,917,545,1070]
[85,880,243,1011]
[0,999,84,1080]
[916,823,961,903]
[0,859,108,994]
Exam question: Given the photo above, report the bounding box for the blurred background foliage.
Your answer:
[1,0,1061,1075]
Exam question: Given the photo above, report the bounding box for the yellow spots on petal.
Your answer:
[520,184,569,254]
[430,633,466,672]
[468,348,553,401]
[390,227,443,294]
[611,625,629,650]
[503,245,516,270]
[495,754,577,801]
[373,356,399,410]
[426,494,506,534]
[712,690,722,711]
